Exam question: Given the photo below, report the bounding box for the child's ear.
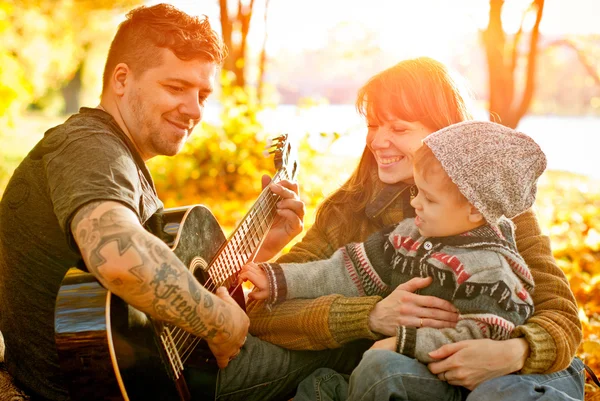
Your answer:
[468,206,484,223]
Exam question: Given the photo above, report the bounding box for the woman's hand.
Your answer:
[239,263,269,300]
[368,277,459,336]
[254,175,305,262]
[369,336,396,351]
[427,338,529,390]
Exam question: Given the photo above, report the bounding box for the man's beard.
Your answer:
[129,93,178,157]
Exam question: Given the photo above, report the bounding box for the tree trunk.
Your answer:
[61,62,83,115]
[257,0,270,103]
[482,0,545,128]
[219,0,256,89]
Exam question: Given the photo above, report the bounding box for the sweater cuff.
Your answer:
[511,322,557,374]
[258,262,287,305]
[396,326,417,358]
[328,296,384,344]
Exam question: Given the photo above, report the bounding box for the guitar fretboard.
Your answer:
[159,136,297,380]
[206,168,289,291]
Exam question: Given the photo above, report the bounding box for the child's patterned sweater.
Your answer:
[258,218,535,363]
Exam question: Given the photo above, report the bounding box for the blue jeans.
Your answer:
[294,350,586,401]
[466,357,586,401]
[212,335,371,401]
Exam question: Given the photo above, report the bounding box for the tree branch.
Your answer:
[239,0,255,47]
[510,1,534,75]
[515,0,545,126]
[545,39,600,87]
[235,0,255,87]
[219,0,234,71]
[257,0,270,103]
[483,0,509,122]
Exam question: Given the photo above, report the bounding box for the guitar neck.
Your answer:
[207,169,289,288]
[156,136,297,371]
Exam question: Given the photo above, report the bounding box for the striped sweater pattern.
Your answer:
[259,217,535,363]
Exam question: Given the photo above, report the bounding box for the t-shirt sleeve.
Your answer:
[44,132,141,249]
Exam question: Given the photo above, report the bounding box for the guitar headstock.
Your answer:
[265,134,299,181]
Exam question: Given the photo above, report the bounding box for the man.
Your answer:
[0,4,365,400]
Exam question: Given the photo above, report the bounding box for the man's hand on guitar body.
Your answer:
[254,175,305,262]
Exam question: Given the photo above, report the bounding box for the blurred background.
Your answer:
[0,0,599,397]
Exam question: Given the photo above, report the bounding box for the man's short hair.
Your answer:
[102,3,227,92]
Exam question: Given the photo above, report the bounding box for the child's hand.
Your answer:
[369,336,396,351]
[239,263,269,300]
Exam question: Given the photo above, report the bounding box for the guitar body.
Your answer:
[160,205,245,309]
[55,206,230,401]
[56,134,298,400]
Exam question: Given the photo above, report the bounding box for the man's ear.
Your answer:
[468,205,484,224]
[111,63,130,96]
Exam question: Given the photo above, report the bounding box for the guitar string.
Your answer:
[205,168,280,290]
[166,170,278,352]
[176,193,278,362]
[157,140,291,372]
[167,178,278,352]
[167,168,289,362]
[158,322,182,376]
[161,325,185,376]
[176,188,280,362]
[198,168,284,292]
[177,188,280,362]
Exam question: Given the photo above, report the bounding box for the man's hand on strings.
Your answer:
[206,287,250,369]
[254,175,304,262]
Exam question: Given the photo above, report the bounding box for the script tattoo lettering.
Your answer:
[72,202,229,339]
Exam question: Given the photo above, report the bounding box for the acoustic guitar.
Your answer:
[54,135,298,400]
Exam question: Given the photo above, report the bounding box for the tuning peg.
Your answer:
[267,134,287,147]
[264,141,278,150]
[264,134,290,158]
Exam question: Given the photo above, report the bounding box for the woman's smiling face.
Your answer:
[366,117,435,184]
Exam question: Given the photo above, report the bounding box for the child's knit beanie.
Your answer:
[423,120,547,224]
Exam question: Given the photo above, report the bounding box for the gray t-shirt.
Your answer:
[0,108,163,400]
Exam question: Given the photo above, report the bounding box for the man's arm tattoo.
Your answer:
[72,203,229,339]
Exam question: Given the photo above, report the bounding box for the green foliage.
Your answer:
[0,0,143,118]
[148,73,348,232]
[0,3,30,117]
[0,114,62,198]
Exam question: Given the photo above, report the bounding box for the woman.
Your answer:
[247,57,585,400]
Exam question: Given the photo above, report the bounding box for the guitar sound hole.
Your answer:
[189,256,208,274]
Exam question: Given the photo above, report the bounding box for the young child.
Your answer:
[240,120,546,364]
